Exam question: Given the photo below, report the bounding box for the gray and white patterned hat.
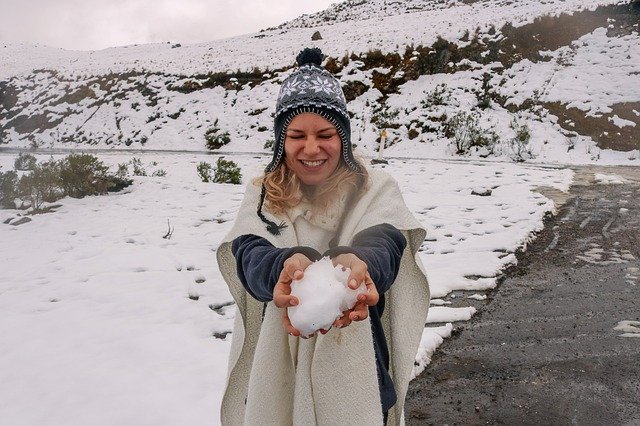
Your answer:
[266,47,360,173]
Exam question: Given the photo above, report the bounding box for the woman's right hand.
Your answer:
[273,253,312,337]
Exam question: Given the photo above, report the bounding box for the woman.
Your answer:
[217,48,430,425]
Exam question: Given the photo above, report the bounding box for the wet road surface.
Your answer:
[406,166,640,426]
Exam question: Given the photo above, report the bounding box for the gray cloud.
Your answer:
[0,0,336,50]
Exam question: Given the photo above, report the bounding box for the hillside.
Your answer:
[0,0,638,165]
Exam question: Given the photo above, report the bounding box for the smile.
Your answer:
[300,160,326,167]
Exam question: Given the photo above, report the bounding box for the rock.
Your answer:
[471,188,492,196]
[311,31,322,41]
[10,217,32,226]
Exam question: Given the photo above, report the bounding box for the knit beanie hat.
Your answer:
[265,47,360,173]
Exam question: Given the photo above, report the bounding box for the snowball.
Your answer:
[288,257,366,337]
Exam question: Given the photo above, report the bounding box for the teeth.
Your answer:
[301,160,325,167]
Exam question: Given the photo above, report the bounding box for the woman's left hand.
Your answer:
[331,253,379,329]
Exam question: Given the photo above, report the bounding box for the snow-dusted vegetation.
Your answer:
[0,0,638,423]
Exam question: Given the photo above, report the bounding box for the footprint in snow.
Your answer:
[213,331,231,340]
[209,301,235,315]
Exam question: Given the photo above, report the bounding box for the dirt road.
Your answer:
[405,166,640,425]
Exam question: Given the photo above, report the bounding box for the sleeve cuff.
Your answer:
[285,246,323,262]
[322,245,358,258]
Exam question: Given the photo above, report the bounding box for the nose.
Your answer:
[302,137,320,156]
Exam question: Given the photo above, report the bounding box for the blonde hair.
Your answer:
[256,158,369,217]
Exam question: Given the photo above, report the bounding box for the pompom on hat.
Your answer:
[266,47,360,173]
[258,47,360,236]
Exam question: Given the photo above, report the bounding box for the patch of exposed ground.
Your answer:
[545,101,640,152]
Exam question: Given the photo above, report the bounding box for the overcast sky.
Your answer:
[0,0,338,51]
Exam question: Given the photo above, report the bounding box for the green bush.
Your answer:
[445,111,499,155]
[197,161,213,183]
[152,169,167,177]
[371,105,400,130]
[213,158,241,184]
[130,157,147,176]
[1,154,132,212]
[116,163,129,179]
[17,160,63,210]
[509,120,533,162]
[14,153,37,171]
[59,154,110,198]
[205,125,231,150]
[0,170,18,208]
[421,84,451,108]
[477,73,493,110]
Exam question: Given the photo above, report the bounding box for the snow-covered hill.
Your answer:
[0,0,638,164]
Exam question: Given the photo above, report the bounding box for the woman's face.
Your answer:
[284,113,342,186]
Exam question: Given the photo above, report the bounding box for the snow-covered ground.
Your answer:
[0,152,571,424]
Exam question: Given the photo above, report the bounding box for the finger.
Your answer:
[356,274,379,305]
[292,269,304,280]
[333,311,352,328]
[283,257,304,280]
[284,260,302,281]
[357,286,379,307]
[285,254,313,281]
[349,302,369,322]
[357,292,378,306]
[273,281,290,307]
[347,262,368,290]
[298,255,313,270]
[274,292,298,308]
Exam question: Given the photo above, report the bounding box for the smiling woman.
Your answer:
[216,47,430,425]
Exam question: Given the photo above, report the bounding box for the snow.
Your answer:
[427,306,477,323]
[412,323,454,378]
[594,172,627,184]
[0,0,635,421]
[0,150,571,424]
[288,257,365,337]
[614,320,640,338]
[609,114,637,128]
[468,293,488,300]
[501,27,640,116]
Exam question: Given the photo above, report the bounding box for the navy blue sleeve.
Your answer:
[231,234,322,302]
[323,223,406,295]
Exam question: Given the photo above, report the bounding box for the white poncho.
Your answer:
[216,169,430,425]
